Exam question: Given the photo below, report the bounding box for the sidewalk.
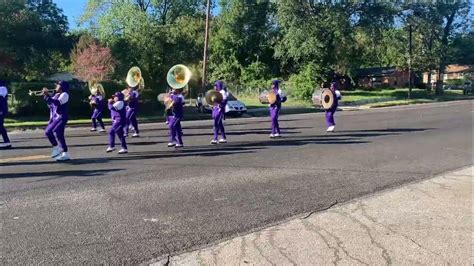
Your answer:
[152,167,473,265]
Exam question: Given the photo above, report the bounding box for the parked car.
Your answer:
[196,92,247,116]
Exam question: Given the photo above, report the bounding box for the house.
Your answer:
[354,67,413,89]
[422,64,473,84]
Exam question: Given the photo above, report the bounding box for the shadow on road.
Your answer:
[0,168,124,179]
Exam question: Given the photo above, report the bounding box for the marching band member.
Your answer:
[167,88,185,148]
[107,92,128,154]
[0,80,11,148]
[326,80,342,132]
[124,86,140,138]
[211,80,228,144]
[269,80,287,138]
[43,81,70,161]
[89,89,106,133]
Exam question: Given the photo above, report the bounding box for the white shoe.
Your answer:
[0,142,12,148]
[168,142,176,147]
[90,128,97,132]
[210,140,218,145]
[326,126,335,132]
[132,133,140,138]
[51,146,62,158]
[55,152,70,161]
[218,139,227,143]
[99,128,106,133]
[118,149,128,154]
[274,133,281,138]
[165,121,169,125]
[106,147,116,153]
[269,134,275,138]
[175,144,183,148]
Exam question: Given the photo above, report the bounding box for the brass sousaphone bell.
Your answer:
[205,90,223,106]
[126,66,145,90]
[166,64,192,89]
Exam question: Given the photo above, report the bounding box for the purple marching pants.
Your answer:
[0,116,10,143]
[91,109,105,129]
[109,121,127,149]
[325,105,338,127]
[270,107,280,135]
[125,107,139,135]
[212,109,226,140]
[45,118,68,152]
[168,116,183,145]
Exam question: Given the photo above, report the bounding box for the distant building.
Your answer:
[422,64,473,84]
[46,72,81,82]
[354,67,413,89]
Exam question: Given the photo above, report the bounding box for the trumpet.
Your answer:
[28,89,55,96]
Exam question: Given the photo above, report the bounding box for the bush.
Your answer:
[286,64,324,100]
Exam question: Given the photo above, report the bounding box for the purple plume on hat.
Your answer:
[114,91,124,101]
[56,80,70,92]
[272,80,280,91]
[0,80,5,87]
[215,80,224,91]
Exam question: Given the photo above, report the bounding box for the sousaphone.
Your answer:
[126,66,145,90]
[166,64,192,89]
[157,93,174,110]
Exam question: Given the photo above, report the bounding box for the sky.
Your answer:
[53,0,222,30]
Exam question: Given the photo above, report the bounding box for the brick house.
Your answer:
[354,67,413,88]
[422,64,473,84]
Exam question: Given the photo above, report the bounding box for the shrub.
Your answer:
[286,64,324,100]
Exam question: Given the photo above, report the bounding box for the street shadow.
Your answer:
[338,128,434,133]
[0,168,124,179]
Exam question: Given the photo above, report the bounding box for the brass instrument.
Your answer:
[157,93,174,110]
[126,66,145,90]
[89,81,105,96]
[28,89,54,96]
[166,64,192,89]
[205,90,223,106]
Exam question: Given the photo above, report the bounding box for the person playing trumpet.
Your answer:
[89,85,106,133]
[43,81,70,161]
[211,80,228,144]
[107,92,128,154]
[0,80,11,148]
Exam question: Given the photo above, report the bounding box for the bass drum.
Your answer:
[312,88,336,110]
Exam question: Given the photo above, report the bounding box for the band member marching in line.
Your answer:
[0,80,11,148]
[167,88,185,148]
[124,86,140,138]
[43,81,70,161]
[107,92,128,154]
[89,84,106,132]
[211,80,228,144]
[269,80,287,138]
[326,79,342,132]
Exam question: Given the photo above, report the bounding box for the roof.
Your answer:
[46,72,81,82]
[355,67,398,77]
[445,64,472,73]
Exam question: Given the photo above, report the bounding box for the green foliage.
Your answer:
[240,61,271,90]
[286,64,323,100]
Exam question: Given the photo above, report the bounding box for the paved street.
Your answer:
[1,100,472,264]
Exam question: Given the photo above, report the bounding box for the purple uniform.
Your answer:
[44,89,69,153]
[125,89,139,136]
[90,95,105,130]
[269,80,287,136]
[325,82,341,127]
[108,93,127,150]
[0,81,11,145]
[212,80,228,141]
[168,93,184,145]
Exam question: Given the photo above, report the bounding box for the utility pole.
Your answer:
[408,24,413,99]
[202,0,211,91]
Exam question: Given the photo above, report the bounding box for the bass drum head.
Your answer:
[267,91,277,105]
[205,90,223,105]
[321,89,335,110]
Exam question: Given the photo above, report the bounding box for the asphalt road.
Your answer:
[1,101,472,264]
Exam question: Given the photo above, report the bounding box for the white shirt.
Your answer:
[58,92,69,105]
[113,101,124,110]
[0,86,7,98]
[220,90,228,100]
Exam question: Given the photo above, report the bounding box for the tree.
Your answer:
[0,0,71,80]
[71,38,116,82]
